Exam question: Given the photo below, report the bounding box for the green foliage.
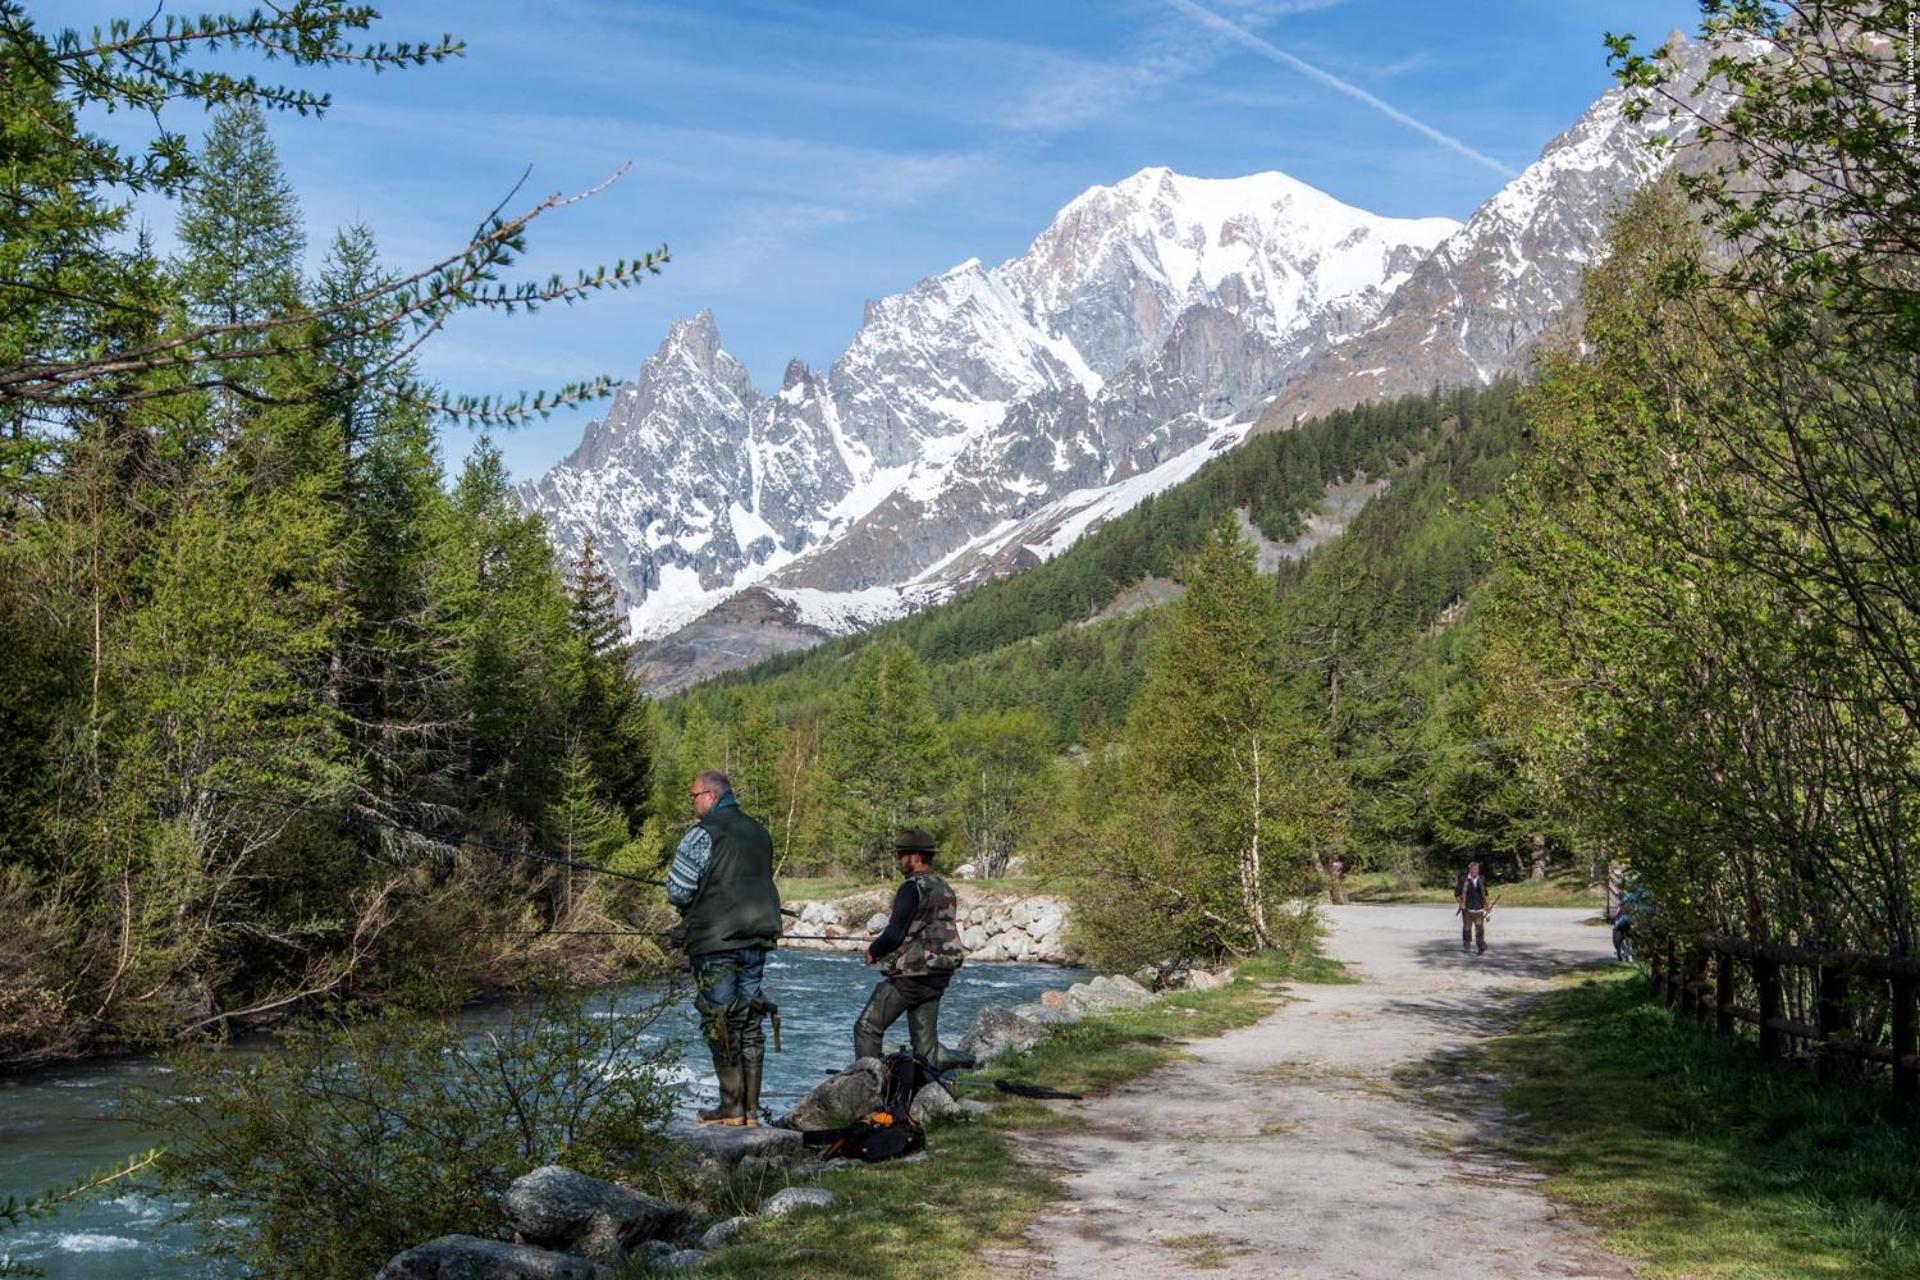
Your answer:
[0,95,671,1063]
[822,642,955,876]
[949,708,1052,877]
[1068,520,1338,968]
[1495,74,1919,960]
[136,989,682,1280]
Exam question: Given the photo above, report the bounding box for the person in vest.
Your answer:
[667,770,782,1126]
[853,829,975,1070]
[1455,860,1492,955]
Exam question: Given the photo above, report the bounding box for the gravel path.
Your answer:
[998,904,1638,1279]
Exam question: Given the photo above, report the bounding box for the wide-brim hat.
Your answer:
[887,829,938,855]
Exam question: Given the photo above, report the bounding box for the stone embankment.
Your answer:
[783,886,1072,964]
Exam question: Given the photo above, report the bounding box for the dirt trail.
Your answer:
[1000,904,1636,1279]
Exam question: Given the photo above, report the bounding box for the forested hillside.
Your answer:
[659,378,1547,907]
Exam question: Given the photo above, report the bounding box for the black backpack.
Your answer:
[801,1050,945,1163]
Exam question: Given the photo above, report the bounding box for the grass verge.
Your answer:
[1480,967,1920,1280]
[687,948,1349,1278]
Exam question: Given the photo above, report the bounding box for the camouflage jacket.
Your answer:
[880,872,966,978]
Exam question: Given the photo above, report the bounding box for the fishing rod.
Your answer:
[506,928,863,943]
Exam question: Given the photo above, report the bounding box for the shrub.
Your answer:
[135,985,683,1279]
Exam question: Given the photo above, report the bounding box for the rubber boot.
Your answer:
[698,1063,746,1125]
[907,999,975,1071]
[740,1056,763,1128]
[735,1004,764,1128]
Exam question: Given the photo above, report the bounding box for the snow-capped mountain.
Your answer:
[522,35,1731,690]
[1254,31,1731,429]
[523,168,1457,661]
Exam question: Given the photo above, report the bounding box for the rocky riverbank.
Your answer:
[373,962,1235,1277]
[783,886,1073,964]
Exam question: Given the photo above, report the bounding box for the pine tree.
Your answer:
[176,102,305,442]
[823,641,954,876]
[564,537,653,834]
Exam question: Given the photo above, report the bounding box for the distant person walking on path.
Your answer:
[1455,861,1492,955]
[855,829,975,1070]
[668,770,782,1126]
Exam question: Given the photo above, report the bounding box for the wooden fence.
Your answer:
[1648,933,1920,1102]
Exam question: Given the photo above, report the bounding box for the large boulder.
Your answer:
[777,1058,965,1130]
[778,1060,883,1131]
[1064,974,1156,1015]
[503,1166,689,1262]
[957,1004,1050,1063]
[376,1235,611,1280]
[666,1120,804,1170]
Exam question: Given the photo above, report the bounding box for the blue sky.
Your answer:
[42,0,1700,481]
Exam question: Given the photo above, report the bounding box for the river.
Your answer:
[0,950,1084,1277]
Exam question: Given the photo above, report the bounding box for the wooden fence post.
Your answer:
[1757,953,1783,1060]
[1893,974,1917,1105]
[1715,953,1735,1037]
[1816,963,1848,1083]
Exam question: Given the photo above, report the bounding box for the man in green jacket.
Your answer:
[668,770,781,1126]
[854,829,974,1070]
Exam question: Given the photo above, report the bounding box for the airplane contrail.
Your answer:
[1163,0,1519,179]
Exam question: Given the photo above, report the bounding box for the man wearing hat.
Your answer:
[854,829,974,1069]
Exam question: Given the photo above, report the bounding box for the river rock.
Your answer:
[1064,974,1155,1015]
[699,1215,755,1250]
[958,1004,1049,1063]
[779,1060,883,1130]
[778,1058,963,1129]
[376,1235,611,1280]
[1039,989,1068,1011]
[666,1120,803,1170]
[504,1165,688,1261]
[1186,967,1235,991]
[960,924,987,951]
[760,1186,836,1217]
[864,911,889,934]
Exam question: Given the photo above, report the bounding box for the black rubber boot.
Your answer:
[907,999,974,1070]
[740,1056,763,1128]
[698,1063,746,1125]
[735,1003,764,1127]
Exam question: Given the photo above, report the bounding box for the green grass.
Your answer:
[682,948,1349,1278]
[1344,871,1605,908]
[1479,968,1920,1280]
[681,1121,1056,1279]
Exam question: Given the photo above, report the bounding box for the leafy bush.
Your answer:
[136,986,684,1279]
